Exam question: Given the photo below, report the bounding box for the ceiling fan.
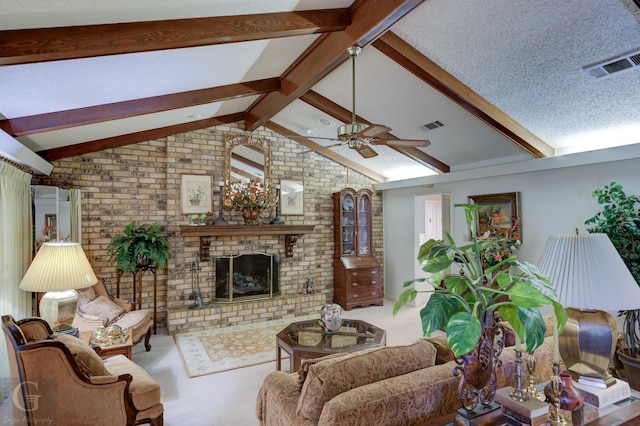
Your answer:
[295,45,431,159]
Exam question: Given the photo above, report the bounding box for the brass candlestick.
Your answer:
[510,349,529,402]
[525,350,545,401]
[548,362,567,425]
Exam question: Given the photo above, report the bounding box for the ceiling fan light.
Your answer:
[348,139,362,149]
[337,123,367,140]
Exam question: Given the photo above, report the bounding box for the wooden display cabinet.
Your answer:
[333,188,382,310]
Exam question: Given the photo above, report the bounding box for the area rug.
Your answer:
[175,315,317,378]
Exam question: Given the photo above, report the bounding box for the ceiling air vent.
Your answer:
[583,48,640,79]
[423,120,446,131]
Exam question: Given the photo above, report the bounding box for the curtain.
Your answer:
[0,158,32,402]
[70,188,79,242]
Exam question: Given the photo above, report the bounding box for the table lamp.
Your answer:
[19,241,98,331]
[538,233,640,388]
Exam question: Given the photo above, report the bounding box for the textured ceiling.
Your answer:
[1,0,639,180]
[394,0,640,155]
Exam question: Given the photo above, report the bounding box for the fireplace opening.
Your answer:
[214,253,280,302]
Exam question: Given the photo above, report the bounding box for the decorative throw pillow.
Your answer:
[296,352,348,388]
[83,295,125,323]
[52,333,111,377]
[425,335,455,364]
[76,286,97,314]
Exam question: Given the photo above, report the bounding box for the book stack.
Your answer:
[573,378,631,409]
[495,387,551,426]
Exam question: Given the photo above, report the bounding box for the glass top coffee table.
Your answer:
[275,318,386,372]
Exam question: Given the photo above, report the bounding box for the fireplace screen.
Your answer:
[214,253,280,302]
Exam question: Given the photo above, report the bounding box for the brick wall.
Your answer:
[38,122,383,332]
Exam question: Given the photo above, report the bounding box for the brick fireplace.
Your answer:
[166,230,327,334]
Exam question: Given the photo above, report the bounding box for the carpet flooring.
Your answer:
[175,315,317,377]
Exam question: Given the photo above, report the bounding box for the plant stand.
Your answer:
[116,267,157,334]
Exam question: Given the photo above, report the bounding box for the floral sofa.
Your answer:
[256,323,556,425]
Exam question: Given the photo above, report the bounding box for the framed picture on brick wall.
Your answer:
[181,174,212,214]
[280,179,304,215]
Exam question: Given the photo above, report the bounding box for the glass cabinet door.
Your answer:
[341,193,356,255]
[356,193,371,255]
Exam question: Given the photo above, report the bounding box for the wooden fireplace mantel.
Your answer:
[179,225,315,259]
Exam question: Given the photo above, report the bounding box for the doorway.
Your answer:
[413,193,450,306]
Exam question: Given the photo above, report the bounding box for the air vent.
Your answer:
[423,120,446,130]
[583,48,640,79]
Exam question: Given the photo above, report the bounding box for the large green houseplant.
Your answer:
[394,204,567,359]
[107,222,171,273]
[585,182,640,387]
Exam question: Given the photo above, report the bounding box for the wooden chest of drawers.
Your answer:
[333,256,382,310]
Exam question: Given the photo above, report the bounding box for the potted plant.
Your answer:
[107,222,171,273]
[585,182,640,389]
[394,204,567,410]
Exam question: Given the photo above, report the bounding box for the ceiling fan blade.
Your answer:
[298,142,346,155]
[357,124,392,139]
[374,138,431,148]
[356,144,378,158]
[287,135,338,141]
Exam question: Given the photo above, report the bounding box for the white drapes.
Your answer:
[70,188,79,242]
[0,159,32,401]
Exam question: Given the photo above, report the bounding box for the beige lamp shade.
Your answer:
[20,241,98,292]
[538,233,640,310]
[538,233,640,388]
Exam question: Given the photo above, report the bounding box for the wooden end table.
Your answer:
[81,330,133,360]
[275,318,386,372]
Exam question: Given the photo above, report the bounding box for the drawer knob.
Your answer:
[352,272,358,277]
[371,270,377,275]
[351,282,358,287]
[353,294,358,298]
[371,280,377,285]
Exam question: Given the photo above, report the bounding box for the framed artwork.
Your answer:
[467,192,521,241]
[44,214,57,239]
[181,174,212,214]
[280,180,304,215]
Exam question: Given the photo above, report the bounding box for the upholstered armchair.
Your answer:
[72,278,152,351]
[2,315,163,426]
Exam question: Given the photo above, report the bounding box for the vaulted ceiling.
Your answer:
[2,0,640,182]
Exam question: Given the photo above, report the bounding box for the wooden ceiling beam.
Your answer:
[373,31,554,158]
[300,90,449,173]
[1,78,280,137]
[0,10,350,65]
[265,121,386,183]
[39,112,244,161]
[244,0,425,132]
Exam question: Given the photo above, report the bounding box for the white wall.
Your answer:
[382,151,640,302]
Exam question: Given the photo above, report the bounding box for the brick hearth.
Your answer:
[167,293,326,334]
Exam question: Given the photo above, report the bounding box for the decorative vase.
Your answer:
[616,349,640,391]
[320,302,343,333]
[544,371,584,411]
[242,209,260,225]
[453,317,505,411]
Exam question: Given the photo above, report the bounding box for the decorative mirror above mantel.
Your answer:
[223,134,271,209]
